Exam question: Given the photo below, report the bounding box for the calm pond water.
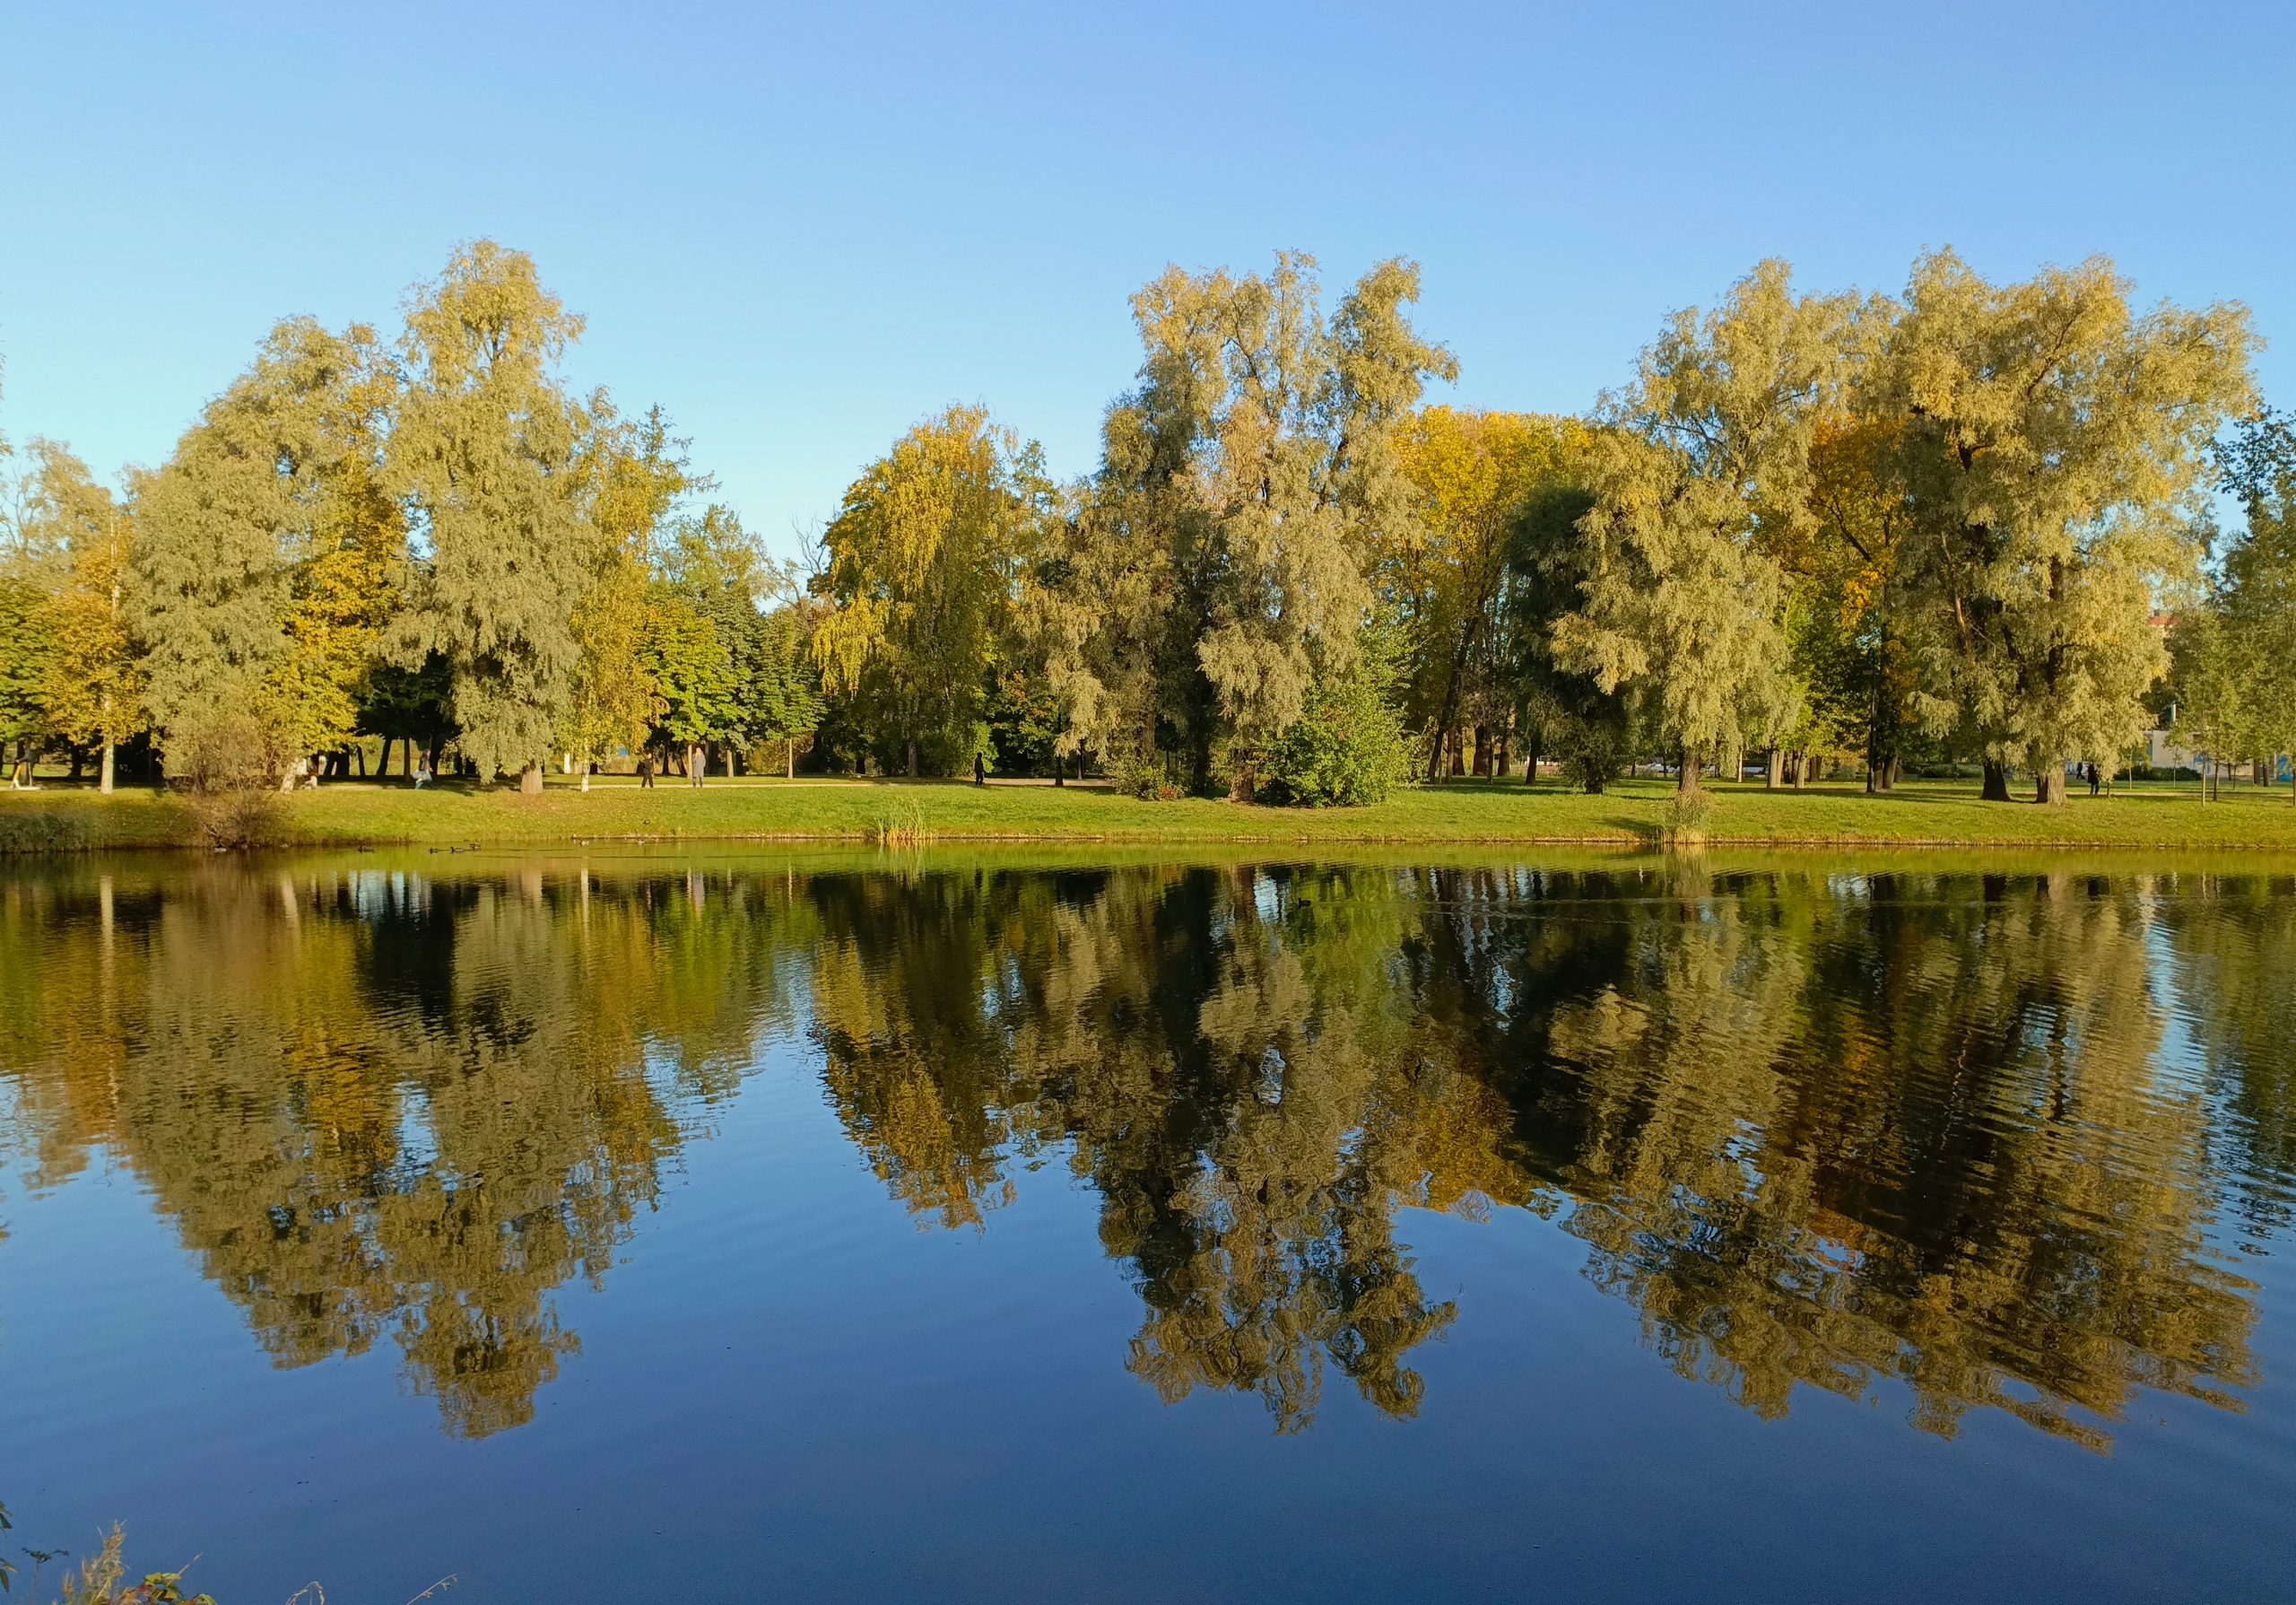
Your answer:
[2,850,2292,1602]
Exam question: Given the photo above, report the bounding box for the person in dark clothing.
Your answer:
[638,755,654,789]
[973,752,987,787]
[2087,762,2101,796]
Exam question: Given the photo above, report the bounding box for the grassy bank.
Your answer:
[7,772,2296,854]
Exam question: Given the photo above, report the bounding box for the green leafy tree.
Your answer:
[32,447,146,789]
[1555,260,1866,796]
[2215,409,2296,792]
[390,240,592,792]
[1042,254,1453,792]
[132,318,392,782]
[814,406,1048,775]
[1387,408,1596,781]
[1,432,71,781]
[640,590,735,781]
[1261,620,1413,806]
[1872,249,2257,802]
[561,405,703,787]
[1492,463,1634,791]
[2168,600,2251,799]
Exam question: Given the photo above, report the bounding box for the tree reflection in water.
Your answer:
[0,856,2283,1444]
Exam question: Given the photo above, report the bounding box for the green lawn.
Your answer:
[8,772,2296,854]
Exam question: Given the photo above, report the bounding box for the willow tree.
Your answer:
[1873,250,2256,802]
[1044,253,1451,791]
[391,240,591,792]
[814,405,1048,776]
[133,318,395,781]
[1555,261,1866,795]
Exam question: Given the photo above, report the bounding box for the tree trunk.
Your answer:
[1764,746,1781,791]
[1494,726,1510,780]
[1426,655,1468,783]
[99,740,115,795]
[1981,759,2013,802]
[787,738,797,780]
[520,762,544,796]
[2035,763,2066,806]
[1472,725,1492,778]
[1677,747,1700,796]
[1053,752,1064,787]
[68,748,83,781]
[1793,752,1809,790]
[906,739,918,778]
[1522,728,1542,786]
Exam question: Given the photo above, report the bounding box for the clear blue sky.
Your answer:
[4,0,2291,558]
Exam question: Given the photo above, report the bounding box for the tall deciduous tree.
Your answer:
[1045,254,1452,792]
[1872,250,2257,802]
[1771,413,1925,791]
[0,429,69,782]
[2168,601,2250,800]
[2215,409,2296,793]
[1500,476,1639,792]
[392,240,591,792]
[1555,261,1865,796]
[133,318,393,780]
[1390,408,1593,780]
[563,405,701,786]
[814,405,1048,776]
[29,447,145,789]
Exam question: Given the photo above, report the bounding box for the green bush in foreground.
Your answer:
[1261,642,1413,808]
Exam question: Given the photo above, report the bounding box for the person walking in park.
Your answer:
[638,755,654,789]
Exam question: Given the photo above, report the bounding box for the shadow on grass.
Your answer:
[1603,816,1665,846]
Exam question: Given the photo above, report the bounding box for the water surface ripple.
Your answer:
[1,854,2291,1601]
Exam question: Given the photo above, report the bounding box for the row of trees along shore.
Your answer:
[4,240,2292,806]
